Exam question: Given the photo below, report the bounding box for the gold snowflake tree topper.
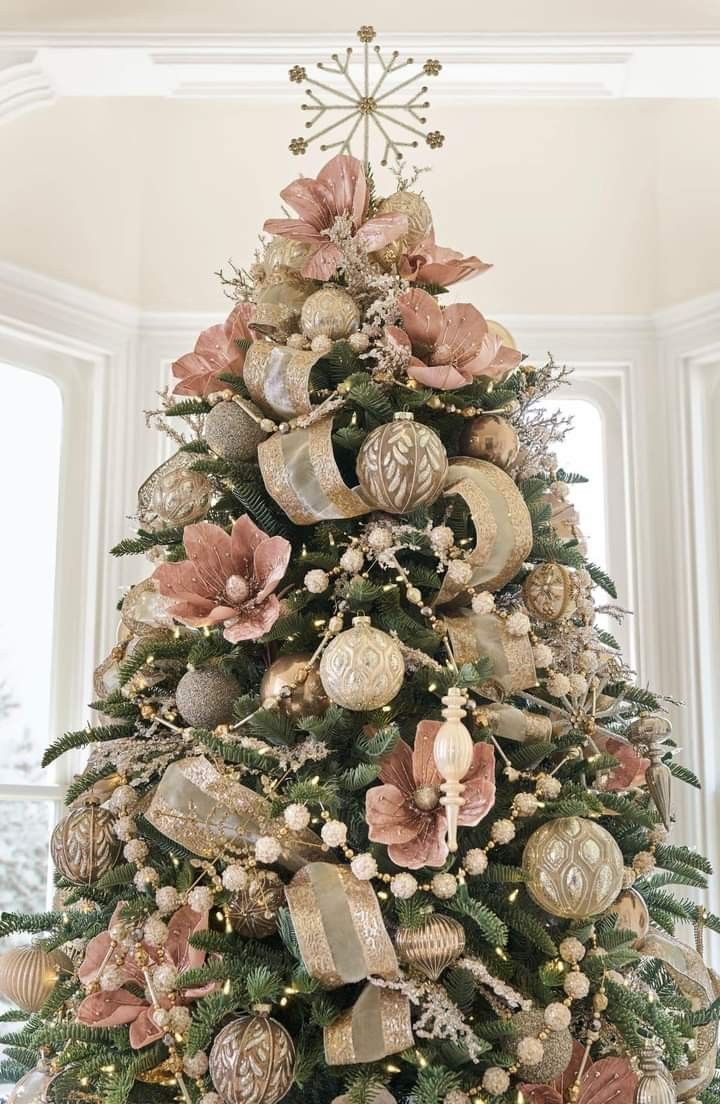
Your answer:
[288,26,445,166]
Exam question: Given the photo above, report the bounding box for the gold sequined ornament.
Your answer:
[204,399,270,462]
[0,945,73,1012]
[610,888,650,947]
[319,615,404,711]
[209,1013,295,1104]
[522,816,624,920]
[175,667,240,729]
[50,803,122,885]
[396,913,465,979]
[138,450,212,528]
[510,1008,573,1081]
[260,653,329,717]
[459,414,520,470]
[372,190,433,269]
[356,412,448,514]
[523,562,576,622]
[7,1061,55,1104]
[227,870,285,938]
[300,286,361,341]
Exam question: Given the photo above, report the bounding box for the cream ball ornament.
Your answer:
[319,616,404,711]
[300,286,361,341]
[356,412,448,514]
[522,816,624,920]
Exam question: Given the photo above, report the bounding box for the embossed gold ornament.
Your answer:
[444,610,536,699]
[300,286,361,341]
[396,913,465,979]
[50,804,122,885]
[260,653,329,717]
[610,888,650,947]
[209,1013,295,1104]
[174,667,241,729]
[522,816,624,920]
[510,1008,573,1081]
[204,399,270,462]
[459,413,519,470]
[373,191,433,269]
[319,615,404,711]
[228,870,285,938]
[254,272,317,336]
[523,562,575,622]
[264,235,311,273]
[0,945,73,1012]
[356,412,448,514]
[138,450,212,527]
[121,578,174,636]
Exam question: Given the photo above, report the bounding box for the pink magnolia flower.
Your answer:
[366,720,496,869]
[521,1041,637,1104]
[263,154,408,280]
[172,302,255,398]
[386,287,522,390]
[76,904,212,1049]
[152,515,291,643]
[597,735,649,792]
[399,231,492,287]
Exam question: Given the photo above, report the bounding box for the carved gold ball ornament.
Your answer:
[510,1008,573,1081]
[372,190,433,269]
[50,804,122,886]
[259,653,329,717]
[264,235,311,273]
[209,1013,295,1104]
[610,888,650,948]
[300,286,361,341]
[227,870,285,938]
[396,913,465,980]
[522,816,624,920]
[356,412,448,514]
[319,615,405,712]
[458,414,519,470]
[138,451,212,528]
[204,399,270,462]
[175,667,241,729]
[0,945,73,1012]
[522,562,576,622]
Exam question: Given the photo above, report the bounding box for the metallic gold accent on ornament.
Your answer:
[433,687,474,852]
[264,235,312,273]
[228,870,285,938]
[0,946,73,1013]
[610,888,650,948]
[92,643,127,702]
[629,715,673,831]
[356,412,448,515]
[244,340,321,421]
[372,191,433,269]
[136,1059,177,1087]
[523,562,576,623]
[260,653,329,717]
[204,399,270,462]
[121,578,174,636]
[522,817,624,920]
[51,804,122,886]
[444,610,536,700]
[175,667,241,729]
[138,450,211,528]
[635,1040,677,1104]
[478,703,552,744]
[300,286,361,341]
[319,615,404,711]
[254,272,317,337]
[395,914,465,979]
[324,984,413,1065]
[487,319,517,351]
[510,1008,573,1081]
[459,414,520,470]
[209,1014,295,1104]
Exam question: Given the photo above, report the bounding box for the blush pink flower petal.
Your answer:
[597,736,649,792]
[521,1044,637,1104]
[400,232,492,287]
[172,302,254,398]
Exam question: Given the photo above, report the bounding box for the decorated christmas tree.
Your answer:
[1,26,718,1104]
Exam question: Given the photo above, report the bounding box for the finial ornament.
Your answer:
[287,26,445,166]
[433,687,474,852]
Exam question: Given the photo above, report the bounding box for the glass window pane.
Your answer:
[0,366,62,784]
[541,398,607,567]
[0,800,52,913]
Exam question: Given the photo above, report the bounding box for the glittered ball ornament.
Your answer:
[204,399,270,462]
[373,190,433,269]
[510,1008,573,1081]
[227,870,285,938]
[522,562,576,622]
[0,945,73,1012]
[319,616,404,712]
[459,414,519,470]
[260,653,329,717]
[209,1014,295,1104]
[175,667,241,729]
[50,804,122,885]
[396,914,465,980]
[300,286,361,341]
[522,816,624,920]
[356,412,448,514]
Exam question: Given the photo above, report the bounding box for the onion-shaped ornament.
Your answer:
[227,870,285,938]
[319,616,404,712]
[204,399,270,462]
[300,286,360,341]
[0,945,73,1012]
[175,667,240,729]
[522,562,575,622]
[264,236,311,273]
[50,803,122,885]
[259,653,329,717]
[209,1013,295,1104]
[459,413,519,470]
[356,412,448,514]
[396,913,465,979]
[522,816,624,920]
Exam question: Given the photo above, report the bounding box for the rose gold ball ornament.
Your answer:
[522,816,624,920]
[0,945,73,1012]
[7,1061,55,1104]
[204,399,270,462]
[511,1008,573,1081]
[396,914,465,980]
[260,653,329,717]
[522,562,575,622]
[175,668,241,729]
[373,190,433,270]
[356,412,448,514]
[611,888,650,948]
[300,286,361,341]
[459,414,519,470]
[319,616,404,712]
[228,870,285,938]
[51,803,122,886]
[209,1013,295,1104]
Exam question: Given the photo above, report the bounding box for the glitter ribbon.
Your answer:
[444,610,537,699]
[243,341,320,421]
[323,986,413,1065]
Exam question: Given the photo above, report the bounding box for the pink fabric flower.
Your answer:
[521,1042,637,1104]
[152,515,291,643]
[172,302,255,398]
[76,904,212,1049]
[597,735,649,792]
[263,154,408,280]
[366,720,496,869]
[386,287,522,390]
[399,231,492,287]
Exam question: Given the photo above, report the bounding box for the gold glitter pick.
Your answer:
[288,26,444,166]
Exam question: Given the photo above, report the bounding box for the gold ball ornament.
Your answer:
[227,870,285,938]
[458,414,519,470]
[487,319,518,351]
[510,1008,573,1081]
[319,615,404,712]
[204,399,270,462]
[260,653,329,717]
[121,578,174,636]
[0,945,73,1012]
[7,1063,55,1104]
[149,465,211,527]
[522,816,624,920]
[300,286,361,341]
[175,667,241,729]
[209,1013,295,1104]
[356,412,448,514]
[264,236,311,273]
[396,914,465,980]
[611,888,650,948]
[51,804,122,885]
[522,562,576,622]
[373,190,433,270]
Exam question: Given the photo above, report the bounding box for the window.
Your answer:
[543,397,608,567]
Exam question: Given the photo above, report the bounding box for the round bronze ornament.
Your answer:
[260,653,329,717]
[209,1013,295,1104]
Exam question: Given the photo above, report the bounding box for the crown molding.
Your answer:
[0,49,54,122]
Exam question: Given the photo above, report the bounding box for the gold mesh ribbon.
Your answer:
[244,341,321,421]
[324,986,413,1066]
[444,610,537,700]
[258,416,370,525]
[145,756,325,871]
[478,703,552,743]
